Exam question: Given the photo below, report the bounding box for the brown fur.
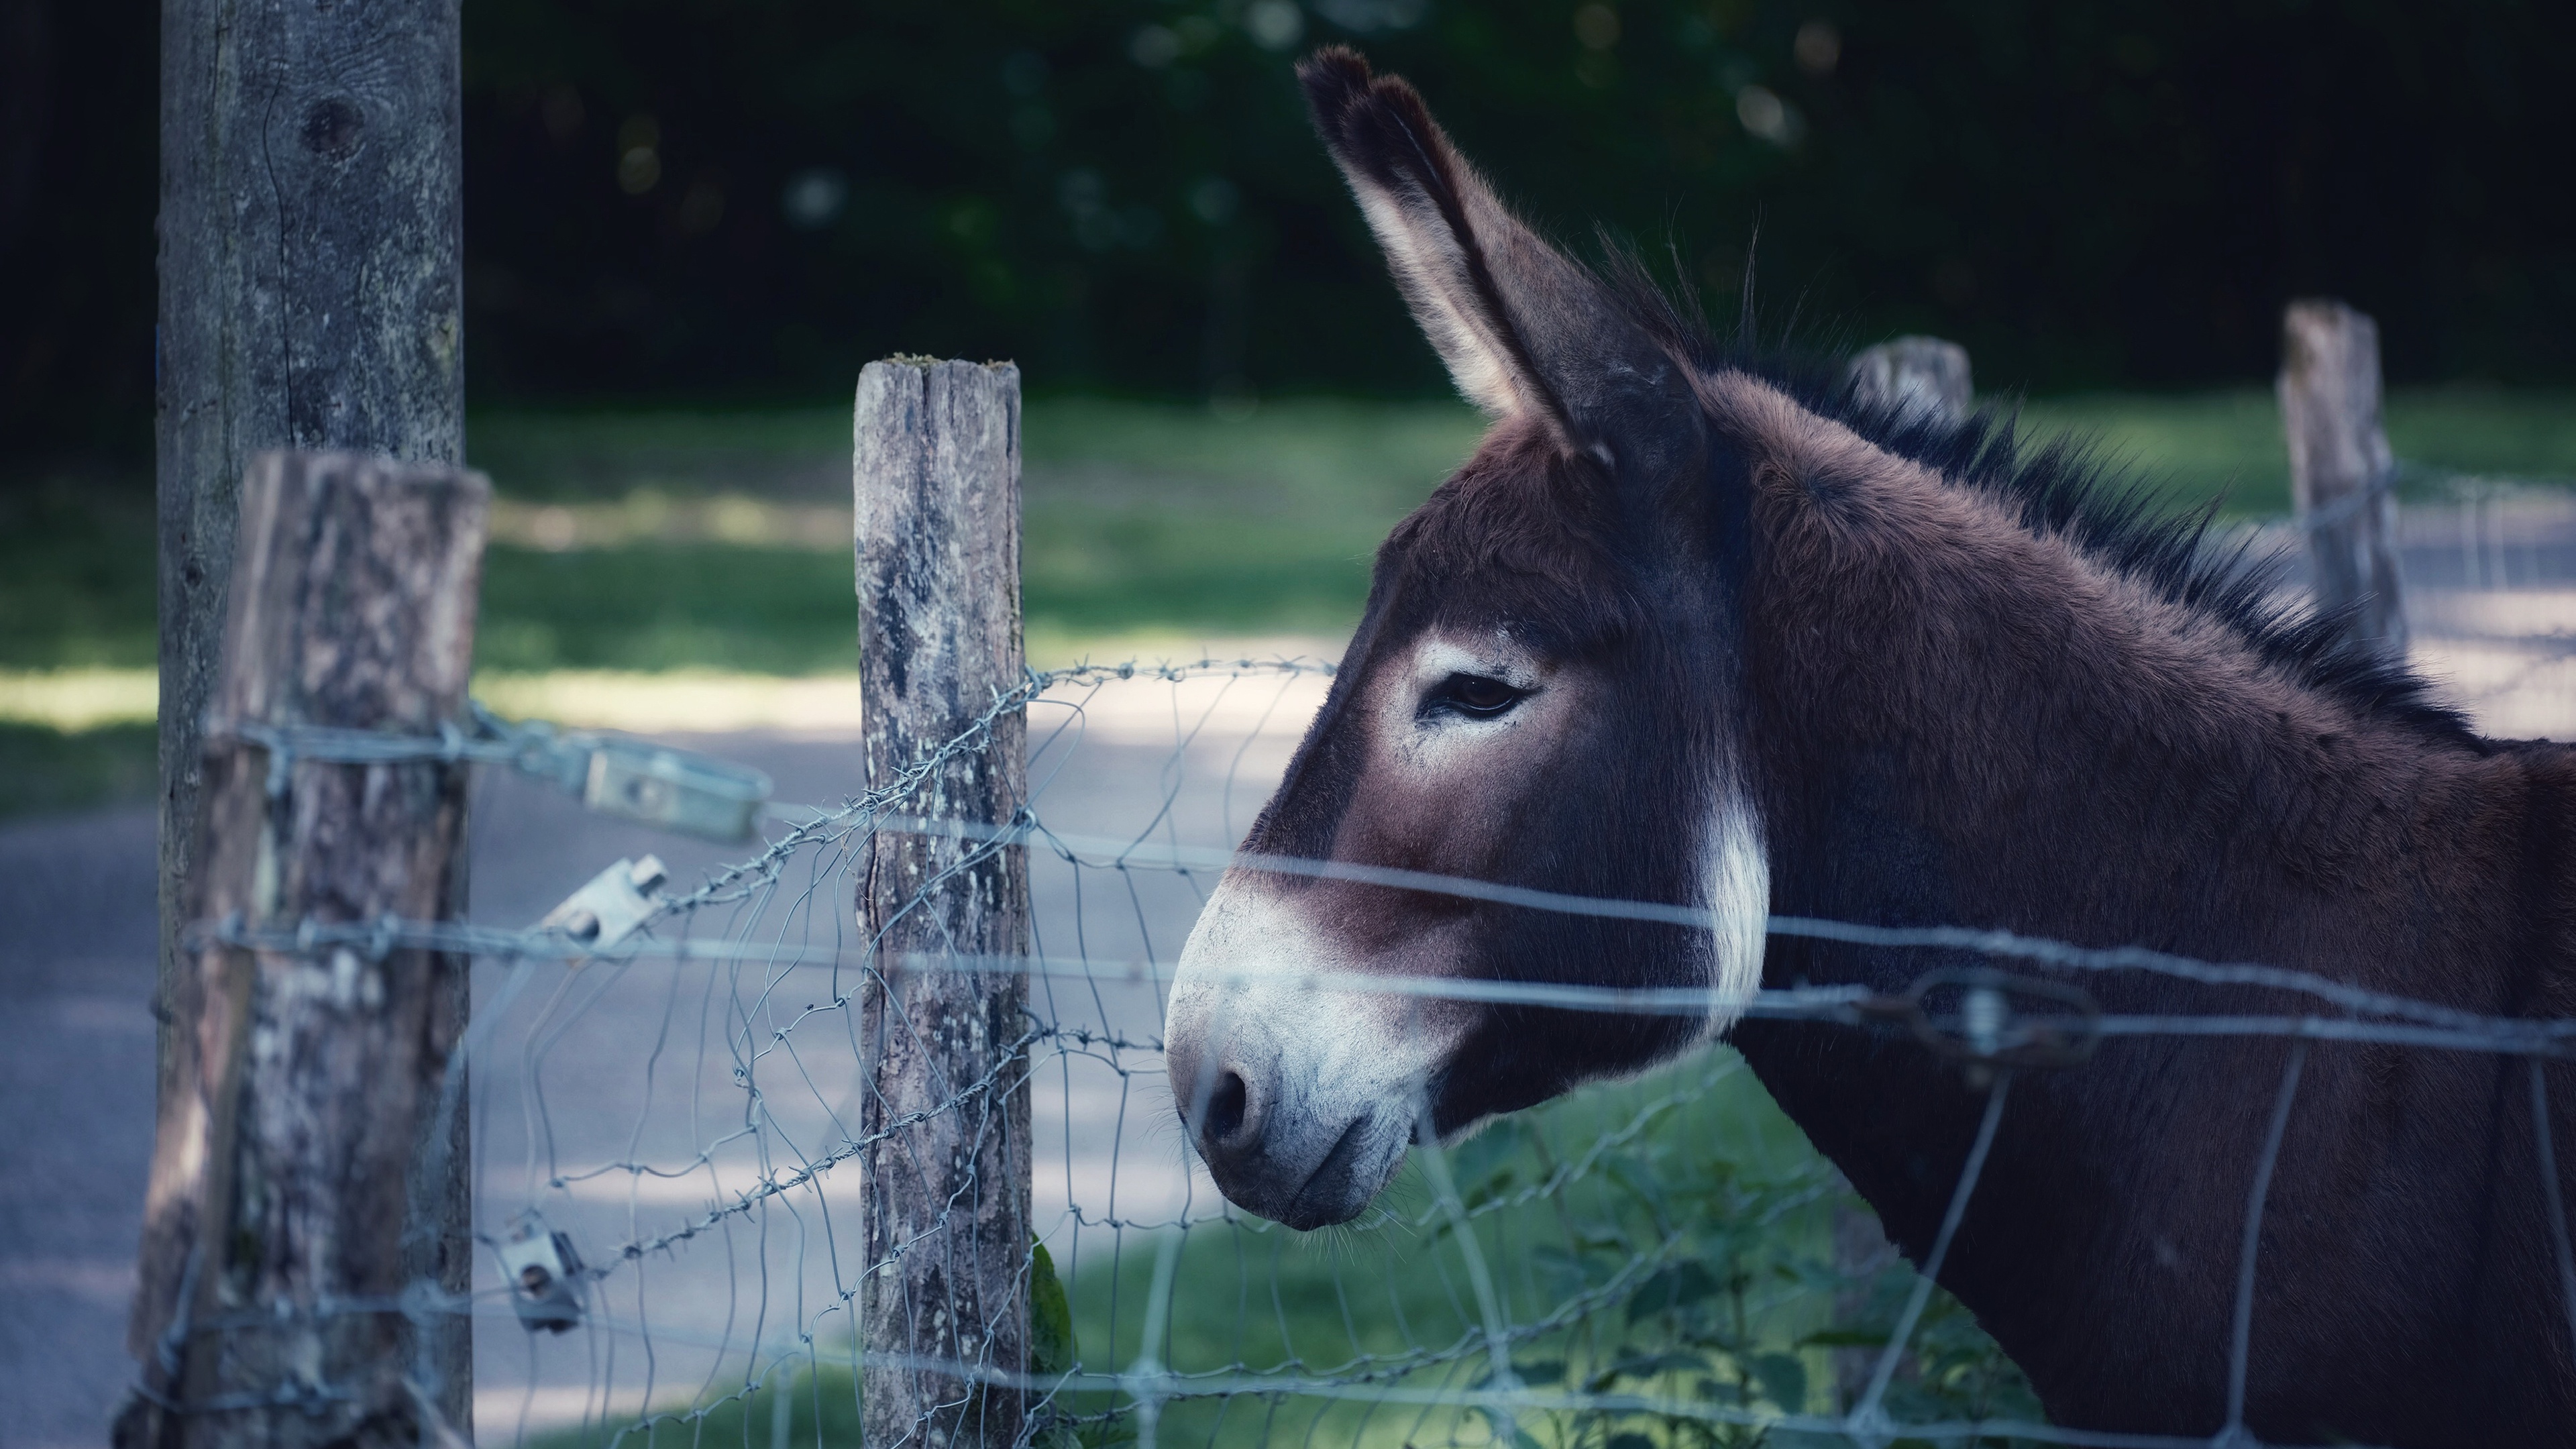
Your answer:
[1713,368,2576,1441]
[1169,48,2576,1443]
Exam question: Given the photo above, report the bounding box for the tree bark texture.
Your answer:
[1849,335,1974,422]
[121,452,486,1449]
[154,0,466,1415]
[2279,299,2408,658]
[156,0,465,1241]
[855,359,1034,1448]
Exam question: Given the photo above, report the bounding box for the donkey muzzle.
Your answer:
[1166,1025,1415,1230]
[1165,877,1462,1228]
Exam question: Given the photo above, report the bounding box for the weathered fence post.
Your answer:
[2279,299,2408,657]
[855,359,1034,1446]
[1834,335,1974,1408]
[119,451,488,1449]
[1849,335,1974,423]
[155,0,468,1415]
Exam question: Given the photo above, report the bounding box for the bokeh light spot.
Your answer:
[1794,19,1841,76]
[1245,0,1304,51]
[616,146,661,195]
[1573,4,1621,50]
[781,168,848,229]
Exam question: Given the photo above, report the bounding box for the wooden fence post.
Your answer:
[119,452,488,1449]
[2279,300,2408,657]
[1850,335,1974,423]
[855,358,1034,1446]
[155,0,468,1416]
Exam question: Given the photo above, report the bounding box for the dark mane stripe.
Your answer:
[1594,256,2478,744]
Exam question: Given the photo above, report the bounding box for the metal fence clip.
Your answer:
[1861,967,2102,1077]
[570,734,771,841]
[466,702,774,841]
[495,1216,585,1334]
[537,856,668,965]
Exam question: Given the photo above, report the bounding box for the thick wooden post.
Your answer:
[154,10,467,1405]
[1850,335,1974,423]
[2279,300,2408,657]
[119,452,487,1449]
[855,359,1033,1446]
[156,2,468,1415]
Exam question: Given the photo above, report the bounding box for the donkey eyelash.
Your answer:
[1426,672,1527,719]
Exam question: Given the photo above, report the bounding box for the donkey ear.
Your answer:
[1299,48,1695,476]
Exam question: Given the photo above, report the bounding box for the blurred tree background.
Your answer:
[9,0,2576,818]
[6,0,2576,455]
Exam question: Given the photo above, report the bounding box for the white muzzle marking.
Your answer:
[1166,875,1461,1228]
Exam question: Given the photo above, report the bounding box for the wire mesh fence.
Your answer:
[425,468,2576,1449]
[2393,477,2576,739]
[144,482,2576,1449]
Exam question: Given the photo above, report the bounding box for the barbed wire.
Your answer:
[150,576,2576,1448]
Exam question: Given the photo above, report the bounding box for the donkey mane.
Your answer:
[1579,257,2481,745]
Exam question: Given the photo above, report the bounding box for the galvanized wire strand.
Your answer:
[2537,1059,2576,1379]
[188,912,2576,1061]
[2224,1042,2310,1438]
[1850,1071,2014,1432]
[155,643,2576,1449]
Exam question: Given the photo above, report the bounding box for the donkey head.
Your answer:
[1165,50,1768,1230]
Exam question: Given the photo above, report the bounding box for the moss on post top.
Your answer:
[881,353,1016,371]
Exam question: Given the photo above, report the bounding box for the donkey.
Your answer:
[1164,48,2576,1446]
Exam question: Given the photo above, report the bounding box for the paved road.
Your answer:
[0,807,158,1449]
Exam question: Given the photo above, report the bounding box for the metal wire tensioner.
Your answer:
[201,699,775,840]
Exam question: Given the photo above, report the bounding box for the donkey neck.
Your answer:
[1705,372,2489,994]
[1701,373,2565,1428]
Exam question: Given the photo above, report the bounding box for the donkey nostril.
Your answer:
[1204,1070,1249,1144]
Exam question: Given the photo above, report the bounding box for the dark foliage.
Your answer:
[0,0,158,459]
[7,0,2576,457]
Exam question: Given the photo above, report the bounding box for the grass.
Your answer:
[6,386,2572,819]
[0,485,160,820]
[470,396,1489,659]
[2020,384,2576,516]
[463,386,2576,669]
[0,721,155,820]
[515,1054,2038,1449]
[15,388,2576,674]
[0,482,157,672]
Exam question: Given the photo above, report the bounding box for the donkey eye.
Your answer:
[1430,672,1525,718]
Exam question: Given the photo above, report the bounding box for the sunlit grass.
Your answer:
[513,1051,2036,1449]
[2021,384,2576,517]
[8,390,2572,688]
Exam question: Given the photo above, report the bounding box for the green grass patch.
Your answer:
[0,483,157,670]
[1020,396,1483,642]
[10,390,2575,682]
[468,405,858,502]
[1034,1055,2036,1448]
[2021,384,2576,517]
[0,722,156,821]
[516,1054,2036,1449]
[467,388,2576,667]
[476,545,859,674]
[466,396,1489,506]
